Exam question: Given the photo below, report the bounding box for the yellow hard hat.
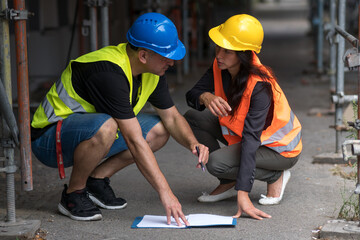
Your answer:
[209,14,264,53]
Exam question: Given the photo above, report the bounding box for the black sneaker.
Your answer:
[86,177,127,210]
[58,184,102,221]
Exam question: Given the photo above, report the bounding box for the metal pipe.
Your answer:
[174,0,183,84]
[0,80,19,146]
[335,0,346,153]
[0,0,11,99]
[1,0,17,224]
[89,5,98,51]
[329,0,336,95]
[100,1,109,48]
[14,0,33,191]
[334,25,359,48]
[331,94,358,105]
[78,0,86,55]
[317,0,324,73]
[357,0,360,228]
[197,1,204,61]
[182,0,189,76]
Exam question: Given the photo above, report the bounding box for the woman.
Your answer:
[184,14,302,220]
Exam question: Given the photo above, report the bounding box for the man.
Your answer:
[31,12,209,225]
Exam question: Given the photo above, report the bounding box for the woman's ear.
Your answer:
[138,49,148,64]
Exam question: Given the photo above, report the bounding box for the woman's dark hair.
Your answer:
[228,50,275,117]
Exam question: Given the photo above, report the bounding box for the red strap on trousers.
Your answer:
[56,120,65,179]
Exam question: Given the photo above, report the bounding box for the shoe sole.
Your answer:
[197,189,237,202]
[58,203,102,221]
[88,193,128,210]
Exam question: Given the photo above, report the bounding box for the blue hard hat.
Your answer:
[127,12,186,60]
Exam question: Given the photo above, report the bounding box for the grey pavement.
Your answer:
[1,0,359,239]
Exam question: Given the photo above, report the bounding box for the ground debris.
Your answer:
[330,164,357,180]
[18,229,48,240]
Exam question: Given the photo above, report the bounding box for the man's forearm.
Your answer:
[116,118,171,194]
[157,107,198,150]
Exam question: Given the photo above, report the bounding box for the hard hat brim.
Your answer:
[209,26,261,53]
[158,40,186,60]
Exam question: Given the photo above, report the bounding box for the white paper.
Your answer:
[136,215,187,228]
[136,214,234,228]
[187,214,234,227]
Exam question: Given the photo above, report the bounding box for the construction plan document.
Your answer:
[131,214,237,229]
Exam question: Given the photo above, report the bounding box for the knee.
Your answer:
[146,122,170,150]
[94,118,118,144]
[183,109,197,123]
[206,155,223,177]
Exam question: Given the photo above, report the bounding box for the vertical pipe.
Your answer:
[329,0,336,96]
[197,1,203,61]
[357,0,360,228]
[182,0,189,76]
[14,0,33,191]
[1,0,16,223]
[174,0,183,84]
[0,0,11,96]
[100,2,109,48]
[317,0,324,74]
[78,0,86,55]
[335,0,346,153]
[89,5,98,51]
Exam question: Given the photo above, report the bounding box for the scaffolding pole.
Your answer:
[0,0,40,238]
[0,0,16,223]
[100,0,109,47]
[335,0,346,153]
[14,0,32,191]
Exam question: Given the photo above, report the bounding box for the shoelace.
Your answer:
[77,190,96,208]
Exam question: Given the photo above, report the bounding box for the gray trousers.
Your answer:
[184,109,299,184]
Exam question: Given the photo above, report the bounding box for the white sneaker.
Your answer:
[258,170,291,205]
[197,188,237,202]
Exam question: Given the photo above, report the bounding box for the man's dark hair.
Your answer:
[128,43,139,51]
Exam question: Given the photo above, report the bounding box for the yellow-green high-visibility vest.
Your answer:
[31,43,160,129]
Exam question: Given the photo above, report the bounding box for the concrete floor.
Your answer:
[1,0,360,239]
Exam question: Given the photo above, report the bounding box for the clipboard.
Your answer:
[131,214,237,229]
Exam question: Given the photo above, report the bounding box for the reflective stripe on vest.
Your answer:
[41,78,87,124]
[213,53,302,157]
[261,110,302,153]
[266,130,302,153]
[221,126,237,136]
[55,79,86,113]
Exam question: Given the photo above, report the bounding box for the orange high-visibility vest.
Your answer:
[213,53,302,158]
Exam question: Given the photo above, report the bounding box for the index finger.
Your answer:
[220,99,232,112]
[179,211,190,226]
[247,211,263,220]
[172,212,183,227]
[256,209,272,219]
[214,101,229,117]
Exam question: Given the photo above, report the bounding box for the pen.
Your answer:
[196,146,205,172]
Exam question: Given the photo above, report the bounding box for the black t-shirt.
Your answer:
[31,61,174,140]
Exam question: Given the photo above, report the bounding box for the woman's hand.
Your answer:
[233,190,272,220]
[199,92,232,117]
